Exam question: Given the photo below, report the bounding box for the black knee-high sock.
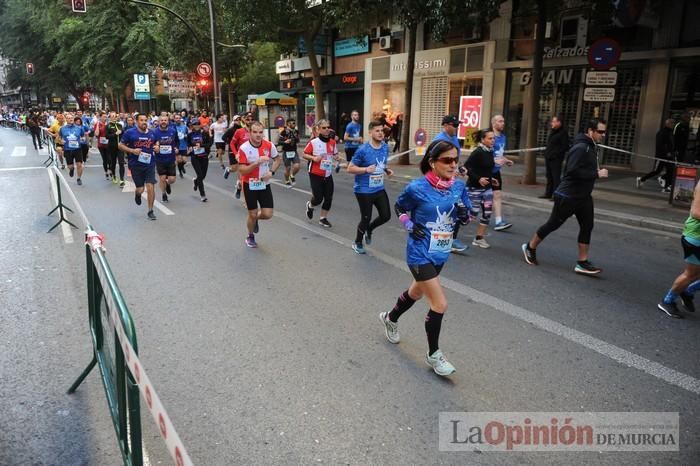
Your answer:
[388,290,416,322]
[425,310,443,356]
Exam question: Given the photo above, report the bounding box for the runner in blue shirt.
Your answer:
[347,119,394,254]
[490,114,515,231]
[173,113,189,178]
[118,114,159,220]
[378,139,471,377]
[59,116,87,185]
[343,110,363,162]
[153,114,180,203]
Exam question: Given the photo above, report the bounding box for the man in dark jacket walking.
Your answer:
[541,114,569,199]
[521,118,609,275]
[636,119,675,191]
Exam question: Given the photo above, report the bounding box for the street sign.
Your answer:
[414,128,427,146]
[134,92,150,101]
[585,71,618,86]
[274,116,285,128]
[196,62,212,78]
[587,38,621,70]
[583,87,616,102]
[457,95,482,141]
[133,74,150,93]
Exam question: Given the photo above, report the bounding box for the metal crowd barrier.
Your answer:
[45,163,192,465]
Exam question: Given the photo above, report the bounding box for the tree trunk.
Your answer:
[398,22,418,165]
[304,30,326,121]
[522,0,547,185]
[227,84,235,119]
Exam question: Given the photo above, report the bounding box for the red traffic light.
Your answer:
[198,79,208,87]
[26,63,34,75]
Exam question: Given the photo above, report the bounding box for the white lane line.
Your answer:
[206,178,700,395]
[47,169,74,244]
[0,146,4,153]
[11,146,27,157]
[269,179,312,196]
[0,166,47,172]
[120,180,174,215]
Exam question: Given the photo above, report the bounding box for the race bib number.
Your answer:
[320,158,334,172]
[99,137,108,145]
[160,145,172,155]
[67,140,79,149]
[138,151,152,164]
[369,174,384,188]
[285,151,296,159]
[249,179,266,191]
[428,230,453,254]
[193,146,205,155]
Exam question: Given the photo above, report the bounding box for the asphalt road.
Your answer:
[1,126,699,465]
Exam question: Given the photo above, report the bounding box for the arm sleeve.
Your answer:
[238,147,249,164]
[270,144,279,158]
[460,184,473,210]
[395,184,418,217]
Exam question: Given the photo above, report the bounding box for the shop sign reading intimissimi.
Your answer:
[392,59,448,73]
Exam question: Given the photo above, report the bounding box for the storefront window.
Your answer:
[505,65,643,166]
[448,78,483,116]
[370,83,404,120]
[667,60,700,157]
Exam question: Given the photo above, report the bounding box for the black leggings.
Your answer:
[99,147,111,174]
[30,128,42,149]
[309,173,333,211]
[107,146,125,180]
[640,160,673,186]
[536,195,594,244]
[355,190,391,243]
[191,155,209,196]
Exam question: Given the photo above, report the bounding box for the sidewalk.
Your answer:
[387,155,688,234]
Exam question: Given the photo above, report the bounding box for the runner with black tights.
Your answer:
[347,119,393,254]
[187,118,212,202]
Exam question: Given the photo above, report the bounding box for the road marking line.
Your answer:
[204,177,700,395]
[270,179,312,196]
[11,146,27,157]
[0,166,47,172]
[0,146,4,153]
[47,169,74,244]
[119,180,174,215]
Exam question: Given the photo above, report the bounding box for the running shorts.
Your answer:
[156,162,176,177]
[64,150,83,165]
[682,235,700,265]
[409,263,444,282]
[492,171,502,191]
[215,142,225,150]
[130,164,156,187]
[243,183,273,210]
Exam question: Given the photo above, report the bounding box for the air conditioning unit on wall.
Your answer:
[379,35,393,50]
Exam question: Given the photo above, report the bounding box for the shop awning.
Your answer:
[255,91,297,106]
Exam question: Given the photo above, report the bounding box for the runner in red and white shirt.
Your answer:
[238,121,281,248]
[302,119,342,228]
[229,112,253,199]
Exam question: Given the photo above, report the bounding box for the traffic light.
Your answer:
[26,63,34,75]
[197,79,210,94]
[72,0,86,13]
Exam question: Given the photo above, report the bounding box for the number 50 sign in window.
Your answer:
[457,96,482,142]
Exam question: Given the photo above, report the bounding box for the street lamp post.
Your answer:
[206,0,219,115]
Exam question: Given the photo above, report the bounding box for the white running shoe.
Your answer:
[425,350,456,376]
[472,238,491,249]
[379,312,400,344]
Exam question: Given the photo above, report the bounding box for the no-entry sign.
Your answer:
[458,96,482,141]
[196,62,212,78]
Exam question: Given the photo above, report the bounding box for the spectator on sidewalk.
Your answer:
[541,114,569,199]
[674,112,691,163]
[432,115,461,151]
[636,119,675,192]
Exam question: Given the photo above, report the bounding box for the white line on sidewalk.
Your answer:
[47,169,74,244]
[11,146,27,157]
[204,178,700,396]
